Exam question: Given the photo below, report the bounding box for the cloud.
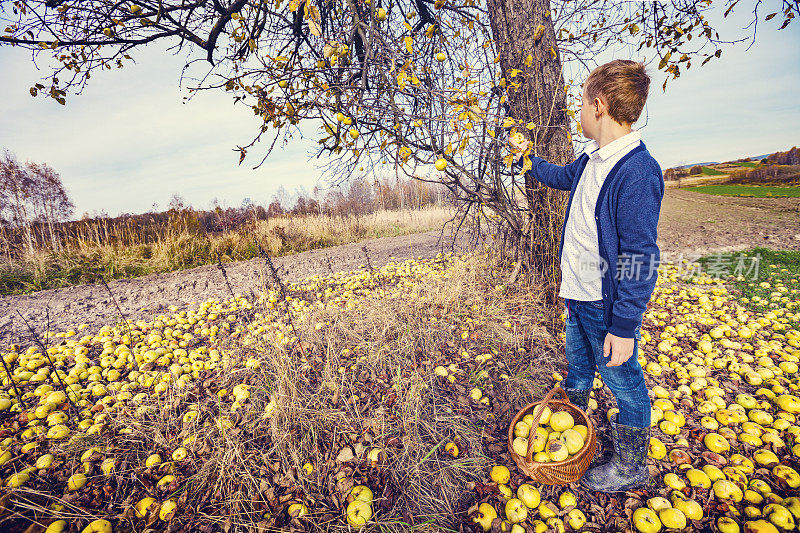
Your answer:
[0,45,329,216]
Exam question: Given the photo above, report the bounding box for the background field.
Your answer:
[686,184,800,197]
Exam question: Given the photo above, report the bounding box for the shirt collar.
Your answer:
[583,129,642,161]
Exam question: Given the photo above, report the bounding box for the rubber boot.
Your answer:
[563,388,590,411]
[580,414,650,492]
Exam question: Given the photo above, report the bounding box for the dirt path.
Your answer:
[0,230,471,347]
[657,188,800,259]
[2,188,798,347]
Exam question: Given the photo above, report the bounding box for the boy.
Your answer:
[511,59,664,492]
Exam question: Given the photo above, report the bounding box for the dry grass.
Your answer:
[0,250,557,532]
[5,252,558,532]
[0,207,453,295]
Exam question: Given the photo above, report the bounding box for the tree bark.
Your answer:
[486,0,574,315]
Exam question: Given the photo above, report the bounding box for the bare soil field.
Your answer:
[2,187,798,347]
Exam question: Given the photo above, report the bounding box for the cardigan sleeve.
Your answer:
[513,154,586,191]
[608,168,665,338]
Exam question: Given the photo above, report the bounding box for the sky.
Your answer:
[0,3,798,218]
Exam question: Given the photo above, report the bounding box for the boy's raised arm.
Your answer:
[513,154,586,191]
[608,168,665,338]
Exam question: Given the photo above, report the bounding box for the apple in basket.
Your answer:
[512,410,586,462]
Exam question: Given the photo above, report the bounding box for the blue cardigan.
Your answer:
[517,142,664,338]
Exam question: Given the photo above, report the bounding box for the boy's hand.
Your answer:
[604,332,635,367]
[508,135,530,162]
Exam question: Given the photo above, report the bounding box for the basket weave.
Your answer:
[507,386,597,485]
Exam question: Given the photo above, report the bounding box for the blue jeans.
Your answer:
[563,298,650,428]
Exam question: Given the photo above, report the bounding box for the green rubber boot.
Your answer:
[563,388,590,411]
[580,414,650,492]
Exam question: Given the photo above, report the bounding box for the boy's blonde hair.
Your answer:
[584,60,650,125]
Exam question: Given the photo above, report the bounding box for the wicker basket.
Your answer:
[507,386,597,485]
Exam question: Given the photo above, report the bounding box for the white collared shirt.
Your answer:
[559,129,643,301]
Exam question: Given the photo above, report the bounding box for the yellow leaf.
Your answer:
[549,46,557,59]
[404,36,413,54]
[525,122,536,130]
[308,19,321,36]
[444,143,453,155]
[521,155,532,172]
[503,154,514,168]
[288,0,302,12]
[524,54,533,67]
[501,117,515,128]
[488,129,496,138]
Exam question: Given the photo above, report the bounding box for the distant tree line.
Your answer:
[0,150,449,259]
[663,146,800,181]
[763,146,800,166]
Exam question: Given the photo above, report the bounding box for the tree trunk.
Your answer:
[486,0,574,317]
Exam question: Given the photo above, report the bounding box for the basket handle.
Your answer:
[525,386,569,462]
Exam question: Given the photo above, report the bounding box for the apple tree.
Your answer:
[2,0,795,313]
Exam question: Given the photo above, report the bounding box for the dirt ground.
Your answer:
[2,187,798,348]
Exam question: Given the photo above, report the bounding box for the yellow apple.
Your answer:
[743,519,779,533]
[505,498,527,524]
[673,498,703,520]
[704,432,731,454]
[549,411,574,432]
[135,497,159,518]
[560,428,585,454]
[647,497,672,512]
[516,483,540,509]
[287,502,309,517]
[346,500,373,527]
[514,421,531,439]
[713,479,744,502]
[649,438,667,460]
[159,499,178,521]
[82,520,112,533]
[659,508,687,529]
[351,485,374,504]
[67,472,87,492]
[686,468,712,488]
[632,507,662,533]
[473,503,497,531]
[763,503,795,530]
[559,491,576,508]
[490,465,511,485]
[511,436,528,456]
[717,517,740,533]
[545,439,568,462]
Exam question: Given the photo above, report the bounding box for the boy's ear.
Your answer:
[593,96,606,117]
